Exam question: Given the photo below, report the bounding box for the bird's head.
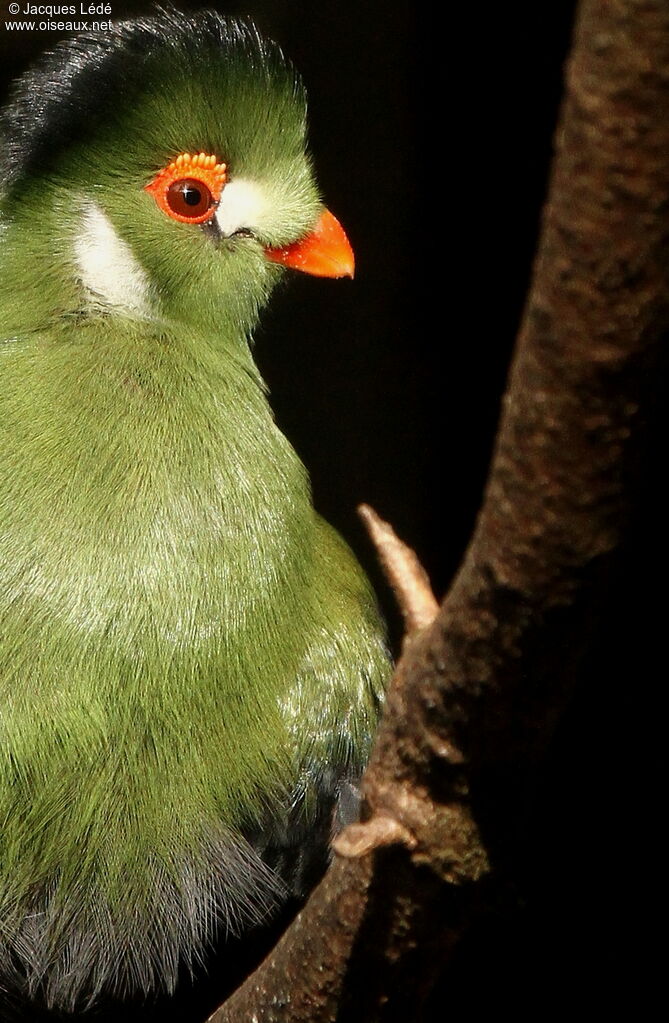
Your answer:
[0,9,354,339]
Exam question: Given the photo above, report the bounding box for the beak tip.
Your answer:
[329,246,355,280]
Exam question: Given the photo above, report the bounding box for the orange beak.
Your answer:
[264,208,355,279]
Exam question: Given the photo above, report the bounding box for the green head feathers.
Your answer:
[0,9,321,335]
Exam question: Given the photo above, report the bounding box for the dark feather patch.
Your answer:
[0,7,295,194]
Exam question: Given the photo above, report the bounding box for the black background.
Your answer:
[0,1,662,1018]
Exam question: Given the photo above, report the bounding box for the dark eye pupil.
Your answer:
[165,177,214,220]
[182,186,201,206]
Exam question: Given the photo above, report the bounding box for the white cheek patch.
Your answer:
[74,203,152,317]
[215,179,270,237]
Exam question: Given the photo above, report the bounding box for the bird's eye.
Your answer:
[166,179,213,220]
[145,152,227,225]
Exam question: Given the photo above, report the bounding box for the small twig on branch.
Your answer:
[333,814,416,859]
[357,503,439,638]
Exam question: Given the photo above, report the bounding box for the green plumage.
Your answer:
[0,11,388,1010]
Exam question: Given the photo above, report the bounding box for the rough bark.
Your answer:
[209,1,669,1019]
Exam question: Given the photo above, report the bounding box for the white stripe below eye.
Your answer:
[214,179,269,237]
[75,203,152,317]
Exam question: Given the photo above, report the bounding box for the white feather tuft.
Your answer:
[215,180,270,238]
[74,203,152,317]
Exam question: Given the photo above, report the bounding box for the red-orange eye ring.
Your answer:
[145,152,227,224]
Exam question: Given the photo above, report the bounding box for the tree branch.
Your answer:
[208,1,669,1018]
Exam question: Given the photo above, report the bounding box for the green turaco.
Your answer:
[0,9,389,1012]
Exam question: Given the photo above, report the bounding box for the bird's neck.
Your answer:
[0,307,315,671]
